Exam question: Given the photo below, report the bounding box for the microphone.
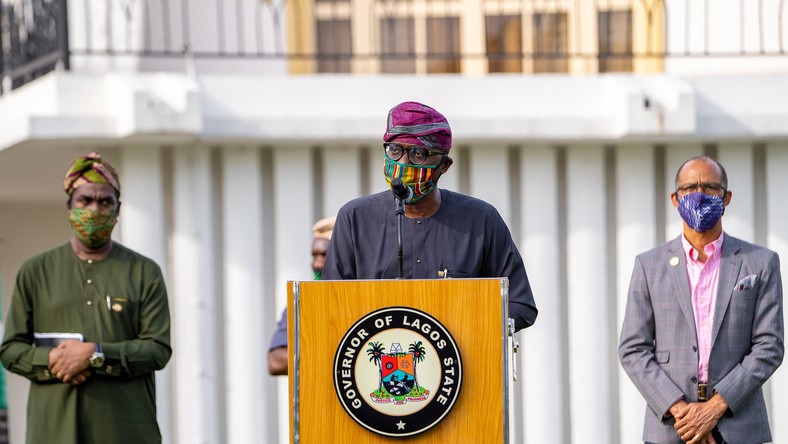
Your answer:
[390,178,413,203]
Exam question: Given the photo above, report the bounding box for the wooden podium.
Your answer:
[288,278,513,443]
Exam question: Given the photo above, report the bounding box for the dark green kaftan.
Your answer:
[0,242,172,444]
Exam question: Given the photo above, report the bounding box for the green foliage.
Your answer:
[366,341,385,363]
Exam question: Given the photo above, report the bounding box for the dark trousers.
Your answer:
[710,427,725,443]
[645,427,725,444]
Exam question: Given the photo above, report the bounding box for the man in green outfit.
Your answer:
[0,152,172,444]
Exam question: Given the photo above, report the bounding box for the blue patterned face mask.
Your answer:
[678,192,724,232]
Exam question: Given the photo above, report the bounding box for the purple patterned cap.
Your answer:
[383,101,452,151]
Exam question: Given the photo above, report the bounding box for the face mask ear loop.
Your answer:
[431,156,448,185]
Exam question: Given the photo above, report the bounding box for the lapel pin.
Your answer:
[669,256,679,267]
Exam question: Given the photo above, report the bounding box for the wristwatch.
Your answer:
[89,343,105,368]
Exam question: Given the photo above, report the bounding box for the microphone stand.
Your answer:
[395,196,405,279]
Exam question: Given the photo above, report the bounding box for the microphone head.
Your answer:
[390,178,412,202]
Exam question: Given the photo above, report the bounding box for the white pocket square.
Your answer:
[735,274,758,291]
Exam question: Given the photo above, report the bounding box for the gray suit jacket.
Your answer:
[619,234,784,444]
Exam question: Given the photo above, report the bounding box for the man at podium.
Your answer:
[322,101,537,332]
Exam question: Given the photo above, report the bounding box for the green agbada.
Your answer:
[0,243,172,444]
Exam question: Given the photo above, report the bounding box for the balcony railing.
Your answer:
[0,0,68,94]
[2,0,788,94]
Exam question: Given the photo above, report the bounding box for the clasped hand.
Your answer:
[671,398,725,444]
[48,340,93,385]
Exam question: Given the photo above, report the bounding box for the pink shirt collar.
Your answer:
[681,231,724,264]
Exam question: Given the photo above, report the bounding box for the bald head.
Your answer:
[674,156,728,191]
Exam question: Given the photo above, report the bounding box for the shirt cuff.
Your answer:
[664,396,685,419]
[32,346,51,367]
[102,342,120,360]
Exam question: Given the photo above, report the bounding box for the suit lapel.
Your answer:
[712,234,742,346]
[666,237,697,333]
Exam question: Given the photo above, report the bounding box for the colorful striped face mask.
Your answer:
[383,156,442,204]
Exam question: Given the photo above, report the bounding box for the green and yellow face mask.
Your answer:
[69,208,118,248]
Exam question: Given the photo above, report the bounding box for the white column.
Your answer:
[221,147,274,443]
[171,145,221,444]
[520,146,567,444]
[664,145,704,240]
[366,146,389,196]
[717,143,755,242]
[272,146,315,444]
[615,145,655,444]
[323,145,363,217]
[436,146,461,193]
[765,143,788,444]
[271,145,315,314]
[118,146,173,444]
[566,146,613,443]
[469,144,511,223]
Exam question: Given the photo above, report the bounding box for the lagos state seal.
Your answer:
[333,306,463,437]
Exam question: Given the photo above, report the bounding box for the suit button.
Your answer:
[691,376,697,383]
[692,345,697,352]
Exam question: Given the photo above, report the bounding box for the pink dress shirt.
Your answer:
[681,232,724,383]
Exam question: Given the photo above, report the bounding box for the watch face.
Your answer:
[90,354,105,368]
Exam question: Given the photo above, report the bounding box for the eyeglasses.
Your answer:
[676,182,726,196]
[384,143,447,165]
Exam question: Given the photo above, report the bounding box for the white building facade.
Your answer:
[1,1,787,443]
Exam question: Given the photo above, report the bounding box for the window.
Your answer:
[427,17,460,73]
[486,15,522,73]
[380,18,416,74]
[598,10,633,72]
[316,19,352,73]
[532,12,568,73]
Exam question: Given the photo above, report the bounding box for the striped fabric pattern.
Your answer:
[383,157,437,198]
[63,152,121,195]
[383,101,452,151]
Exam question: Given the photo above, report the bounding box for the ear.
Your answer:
[439,156,453,174]
[723,190,732,207]
[670,192,679,209]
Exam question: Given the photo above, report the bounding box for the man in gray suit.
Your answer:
[620,156,784,444]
